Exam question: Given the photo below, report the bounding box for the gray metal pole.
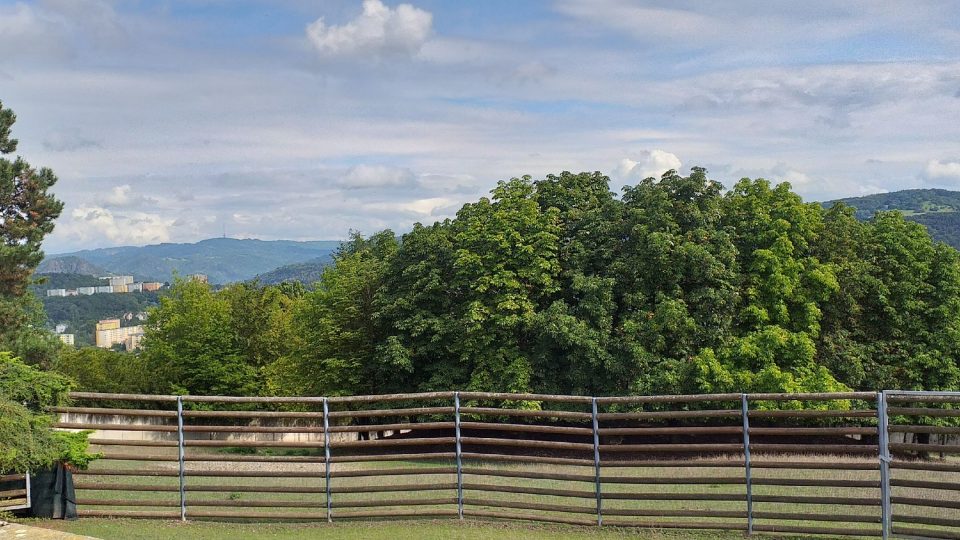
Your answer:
[323,397,332,523]
[741,394,752,535]
[176,396,186,522]
[878,391,892,540]
[454,391,464,519]
[591,397,602,526]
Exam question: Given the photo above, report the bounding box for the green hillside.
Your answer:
[254,257,330,286]
[41,238,341,284]
[824,188,960,249]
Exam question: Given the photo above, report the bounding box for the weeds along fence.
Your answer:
[49,390,960,539]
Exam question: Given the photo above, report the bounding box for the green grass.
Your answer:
[35,518,790,540]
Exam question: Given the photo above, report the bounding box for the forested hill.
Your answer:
[824,188,960,248]
[40,238,341,284]
[254,257,330,286]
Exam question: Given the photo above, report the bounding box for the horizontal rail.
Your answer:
[896,515,960,528]
[752,478,879,488]
[891,526,960,540]
[889,443,960,454]
[462,482,595,499]
[331,437,455,449]
[77,510,180,518]
[464,508,596,527]
[887,407,960,417]
[747,392,877,401]
[598,410,741,420]
[463,497,592,514]
[890,496,960,510]
[330,467,456,478]
[457,392,592,403]
[595,393,743,404]
[750,444,878,454]
[459,436,592,451]
[753,511,880,523]
[459,407,591,420]
[329,452,456,463]
[0,489,27,498]
[50,406,176,417]
[69,392,179,402]
[328,407,454,418]
[600,459,744,468]
[887,425,960,435]
[602,492,746,501]
[459,422,593,435]
[891,461,960,473]
[752,495,879,505]
[0,474,27,482]
[890,479,960,491]
[751,524,881,537]
[749,409,876,418]
[600,443,744,453]
[461,467,593,482]
[600,475,744,485]
[460,452,592,466]
[750,461,878,470]
[598,426,742,436]
[329,421,453,433]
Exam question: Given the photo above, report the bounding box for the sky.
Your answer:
[2,0,960,252]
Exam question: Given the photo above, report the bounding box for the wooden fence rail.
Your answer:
[49,390,960,539]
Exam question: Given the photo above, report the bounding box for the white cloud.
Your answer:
[306,0,432,58]
[338,164,418,189]
[924,159,960,180]
[67,205,173,245]
[102,184,157,208]
[612,150,682,182]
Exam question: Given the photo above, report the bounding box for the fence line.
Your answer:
[52,390,960,539]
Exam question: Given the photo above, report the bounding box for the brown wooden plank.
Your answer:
[752,495,879,505]
[459,407,591,420]
[752,524,881,537]
[888,407,960,417]
[460,437,592,451]
[461,467,593,482]
[890,479,960,491]
[891,496,960,510]
[753,478,879,488]
[892,526,960,540]
[460,452,592,467]
[464,508,596,526]
[330,467,456,478]
[462,482,595,499]
[753,511,880,523]
[598,410,741,420]
[459,422,593,436]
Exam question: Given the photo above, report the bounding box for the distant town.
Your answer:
[48,274,208,349]
[45,275,211,297]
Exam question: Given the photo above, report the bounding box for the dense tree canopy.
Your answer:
[129,168,960,397]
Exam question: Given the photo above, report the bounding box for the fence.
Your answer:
[0,473,31,511]
[48,390,960,539]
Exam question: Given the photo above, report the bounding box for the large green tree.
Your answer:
[0,100,64,367]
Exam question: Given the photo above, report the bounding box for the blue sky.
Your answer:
[2,0,959,251]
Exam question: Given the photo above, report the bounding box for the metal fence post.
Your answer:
[454,391,464,519]
[24,471,31,510]
[323,397,332,523]
[741,394,752,535]
[877,391,891,540]
[176,396,186,522]
[591,397,602,526]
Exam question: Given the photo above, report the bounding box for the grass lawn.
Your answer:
[34,518,800,540]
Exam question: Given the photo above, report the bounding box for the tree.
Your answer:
[142,279,259,396]
[0,100,64,367]
[0,353,97,473]
[268,231,399,396]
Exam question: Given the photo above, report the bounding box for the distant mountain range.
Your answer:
[39,238,340,284]
[823,189,960,249]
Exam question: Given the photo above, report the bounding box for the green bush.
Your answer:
[0,352,99,473]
